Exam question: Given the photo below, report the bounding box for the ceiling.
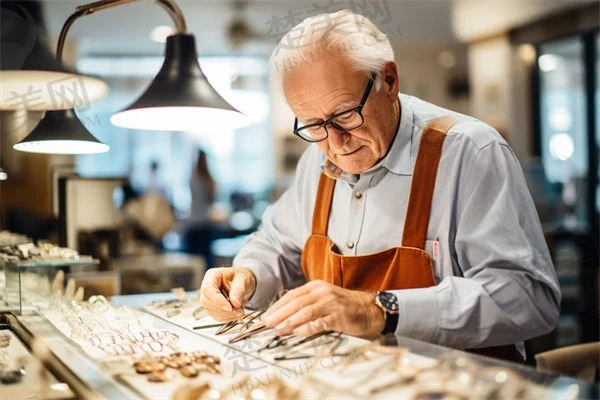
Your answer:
[40,0,457,57]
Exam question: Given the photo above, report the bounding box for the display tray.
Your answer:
[0,312,103,400]
[138,297,555,399]
[13,292,595,400]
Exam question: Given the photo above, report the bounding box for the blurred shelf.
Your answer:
[2,258,99,268]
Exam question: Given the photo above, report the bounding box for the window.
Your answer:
[538,37,588,224]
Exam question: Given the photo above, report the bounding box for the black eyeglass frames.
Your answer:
[293,72,377,143]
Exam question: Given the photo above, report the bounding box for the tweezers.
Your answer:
[215,320,239,335]
[228,322,269,343]
[257,335,292,353]
[237,310,264,331]
[221,290,289,341]
[193,323,225,330]
[274,331,345,361]
[214,310,261,335]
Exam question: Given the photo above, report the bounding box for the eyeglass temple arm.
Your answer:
[359,72,377,105]
[56,0,187,62]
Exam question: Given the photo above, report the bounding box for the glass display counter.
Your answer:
[2,292,596,400]
[2,258,99,314]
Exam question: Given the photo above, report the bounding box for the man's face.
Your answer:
[283,51,399,174]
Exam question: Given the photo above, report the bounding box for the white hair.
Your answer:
[268,9,395,95]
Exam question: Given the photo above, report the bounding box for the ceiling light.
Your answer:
[517,44,536,65]
[539,54,560,72]
[549,133,574,161]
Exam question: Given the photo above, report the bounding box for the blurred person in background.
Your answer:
[147,160,165,196]
[184,149,218,268]
[188,149,216,227]
[200,10,560,363]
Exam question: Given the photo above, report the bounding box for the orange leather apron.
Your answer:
[301,116,523,363]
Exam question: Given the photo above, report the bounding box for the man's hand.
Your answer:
[200,267,257,321]
[261,280,386,338]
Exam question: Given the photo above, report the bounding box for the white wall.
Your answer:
[466,35,534,159]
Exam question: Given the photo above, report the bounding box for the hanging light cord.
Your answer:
[56,0,187,61]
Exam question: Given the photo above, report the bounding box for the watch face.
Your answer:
[378,291,398,312]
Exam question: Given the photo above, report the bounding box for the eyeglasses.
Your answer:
[293,73,376,143]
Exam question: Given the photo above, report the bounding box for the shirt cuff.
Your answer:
[391,287,439,344]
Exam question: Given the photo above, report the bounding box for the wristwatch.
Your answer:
[375,291,399,334]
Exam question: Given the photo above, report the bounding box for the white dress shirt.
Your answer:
[233,94,561,351]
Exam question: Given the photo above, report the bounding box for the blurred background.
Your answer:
[0,0,598,357]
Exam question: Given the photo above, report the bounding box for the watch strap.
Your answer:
[382,312,399,335]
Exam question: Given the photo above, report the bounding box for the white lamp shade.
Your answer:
[0,71,108,111]
[110,106,249,131]
[13,139,109,154]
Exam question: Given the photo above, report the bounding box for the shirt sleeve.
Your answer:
[232,150,311,309]
[391,140,561,349]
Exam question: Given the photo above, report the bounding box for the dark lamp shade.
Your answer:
[110,34,249,131]
[13,109,109,154]
[0,2,108,110]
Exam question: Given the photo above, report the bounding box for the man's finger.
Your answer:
[263,282,313,318]
[292,314,337,337]
[201,270,232,312]
[229,272,250,309]
[203,304,245,322]
[272,303,326,335]
[263,291,318,329]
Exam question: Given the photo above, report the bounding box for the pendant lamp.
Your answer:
[4,1,109,154]
[12,0,248,155]
[52,0,248,132]
[13,109,109,154]
[110,33,249,131]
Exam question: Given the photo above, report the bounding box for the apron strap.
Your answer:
[312,173,336,236]
[402,115,456,249]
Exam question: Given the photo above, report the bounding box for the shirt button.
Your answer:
[346,241,355,249]
[355,192,362,200]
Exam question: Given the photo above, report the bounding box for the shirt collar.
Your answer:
[320,94,415,180]
[381,94,414,176]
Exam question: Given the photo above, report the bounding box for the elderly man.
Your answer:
[200,10,560,362]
